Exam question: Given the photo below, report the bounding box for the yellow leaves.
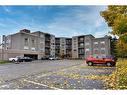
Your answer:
[104,71,117,89]
[104,59,127,89]
[57,72,81,79]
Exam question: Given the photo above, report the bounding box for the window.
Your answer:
[40,34,44,38]
[100,41,105,44]
[101,50,105,54]
[79,43,84,47]
[24,46,29,50]
[86,51,90,55]
[74,44,77,46]
[85,48,90,51]
[94,49,99,54]
[24,38,28,46]
[79,49,84,53]
[85,42,90,45]
[94,42,98,44]
[52,40,55,42]
[85,37,90,42]
[101,48,105,50]
[62,44,64,47]
[32,39,35,47]
[73,38,76,40]
[100,41,105,47]
[94,44,98,48]
[31,47,35,51]
[79,38,84,41]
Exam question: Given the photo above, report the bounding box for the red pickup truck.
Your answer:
[86,56,117,66]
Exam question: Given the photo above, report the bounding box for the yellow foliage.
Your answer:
[104,59,127,89]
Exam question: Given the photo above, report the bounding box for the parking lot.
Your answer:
[0,60,115,89]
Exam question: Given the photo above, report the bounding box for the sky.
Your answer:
[0,6,111,39]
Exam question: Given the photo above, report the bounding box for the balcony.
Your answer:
[66,46,72,49]
[78,40,84,43]
[78,46,84,48]
[55,46,60,49]
[45,39,50,42]
[78,52,84,54]
[78,37,84,43]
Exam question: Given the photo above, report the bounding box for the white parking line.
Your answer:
[36,65,80,78]
[23,79,62,90]
[0,64,81,89]
[22,65,80,89]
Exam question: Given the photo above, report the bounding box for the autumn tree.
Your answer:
[101,6,127,57]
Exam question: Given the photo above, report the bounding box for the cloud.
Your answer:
[0,6,110,38]
[42,6,109,38]
[2,6,12,13]
[94,31,108,38]
[95,18,103,28]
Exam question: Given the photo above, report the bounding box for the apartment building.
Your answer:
[0,29,56,60]
[32,31,56,57]
[55,37,72,58]
[72,35,111,59]
[0,29,111,60]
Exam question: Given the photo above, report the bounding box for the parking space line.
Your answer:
[0,64,82,89]
[23,79,62,90]
[36,65,80,78]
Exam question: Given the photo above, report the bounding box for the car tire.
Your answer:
[106,62,112,67]
[22,60,25,62]
[87,62,93,66]
[12,59,15,62]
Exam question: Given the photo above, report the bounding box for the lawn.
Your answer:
[0,60,10,64]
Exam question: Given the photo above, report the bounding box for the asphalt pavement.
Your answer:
[0,60,115,89]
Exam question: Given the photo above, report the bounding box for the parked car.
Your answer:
[86,56,117,66]
[41,56,49,60]
[49,57,55,60]
[9,56,21,62]
[19,57,32,62]
[55,57,61,60]
[9,56,32,62]
[49,57,61,60]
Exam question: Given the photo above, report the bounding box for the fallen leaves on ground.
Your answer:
[104,59,127,89]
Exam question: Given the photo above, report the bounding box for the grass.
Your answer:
[104,59,127,89]
[0,60,10,64]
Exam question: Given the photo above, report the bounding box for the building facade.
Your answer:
[0,29,111,60]
[72,35,111,59]
[0,29,55,60]
[55,37,72,58]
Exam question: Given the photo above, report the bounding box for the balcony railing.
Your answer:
[45,38,50,41]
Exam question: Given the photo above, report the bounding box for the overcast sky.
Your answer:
[0,6,111,38]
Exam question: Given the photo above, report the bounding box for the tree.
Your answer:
[113,15,127,35]
[101,6,127,58]
[110,37,118,56]
[116,39,127,58]
[101,6,127,27]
